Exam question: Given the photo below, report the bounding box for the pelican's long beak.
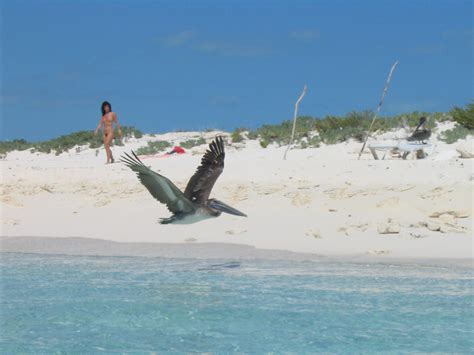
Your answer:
[209,199,247,217]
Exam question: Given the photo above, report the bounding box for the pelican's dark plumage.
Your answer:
[407,116,431,144]
[121,136,247,224]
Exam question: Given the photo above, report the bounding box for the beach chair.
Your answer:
[368,141,433,160]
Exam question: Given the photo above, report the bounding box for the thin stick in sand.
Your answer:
[358,60,399,160]
[284,84,308,160]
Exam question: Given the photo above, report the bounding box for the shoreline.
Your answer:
[1,236,472,267]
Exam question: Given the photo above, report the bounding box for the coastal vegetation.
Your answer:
[180,137,206,149]
[1,103,472,155]
[231,128,246,143]
[251,111,445,148]
[439,126,472,144]
[451,102,474,129]
[248,103,472,148]
[438,102,474,143]
[0,126,142,155]
[135,140,171,155]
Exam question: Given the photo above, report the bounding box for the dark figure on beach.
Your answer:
[407,116,431,144]
[94,101,122,164]
[121,136,247,224]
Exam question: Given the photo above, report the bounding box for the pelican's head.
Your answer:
[208,199,247,217]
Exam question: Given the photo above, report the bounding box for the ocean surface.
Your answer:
[1,252,473,353]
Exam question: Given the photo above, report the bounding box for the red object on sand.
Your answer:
[173,146,185,154]
[140,146,186,159]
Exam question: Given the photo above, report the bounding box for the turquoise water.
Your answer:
[1,253,473,353]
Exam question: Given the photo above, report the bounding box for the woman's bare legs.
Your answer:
[103,132,114,163]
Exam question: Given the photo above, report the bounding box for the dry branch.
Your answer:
[284,85,308,160]
[358,61,399,159]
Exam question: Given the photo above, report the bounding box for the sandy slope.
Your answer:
[1,128,473,260]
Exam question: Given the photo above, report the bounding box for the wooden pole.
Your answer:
[358,61,399,159]
[284,85,308,160]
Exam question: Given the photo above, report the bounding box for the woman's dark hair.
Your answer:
[101,101,112,116]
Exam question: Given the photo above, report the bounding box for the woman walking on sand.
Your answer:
[94,101,122,164]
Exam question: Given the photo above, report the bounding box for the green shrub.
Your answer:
[318,126,366,144]
[247,131,259,140]
[307,136,321,148]
[29,130,96,155]
[0,126,143,155]
[231,128,246,143]
[439,126,473,144]
[250,111,374,146]
[118,126,143,139]
[2,105,472,156]
[134,130,143,139]
[431,111,451,123]
[180,137,206,149]
[135,140,171,155]
[89,135,103,149]
[451,102,474,129]
[0,126,142,155]
[0,139,32,154]
[252,122,292,146]
[246,110,452,147]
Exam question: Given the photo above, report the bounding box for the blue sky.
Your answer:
[1,0,472,141]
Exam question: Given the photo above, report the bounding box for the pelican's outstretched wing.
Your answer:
[121,151,196,214]
[184,136,225,204]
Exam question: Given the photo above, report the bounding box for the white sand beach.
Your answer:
[1,126,473,260]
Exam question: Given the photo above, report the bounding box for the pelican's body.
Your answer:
[407,117,431,144]
[160,206,219,225]
[121,136,246,224]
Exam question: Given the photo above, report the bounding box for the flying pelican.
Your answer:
[121,136,247,224]
[407,116,431,144]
